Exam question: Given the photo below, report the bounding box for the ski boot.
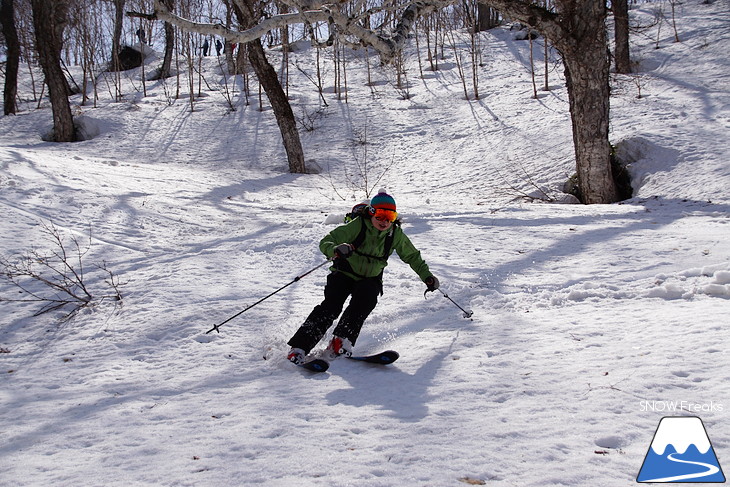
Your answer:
[326,336,353,359]
[287,348,306,365]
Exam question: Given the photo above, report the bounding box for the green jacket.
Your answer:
[320,217,432,282]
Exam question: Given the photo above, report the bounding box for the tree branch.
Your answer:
[477,0,565,44]
[147,0,454,63]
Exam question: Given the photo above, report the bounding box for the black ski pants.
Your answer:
[287,271,381,354]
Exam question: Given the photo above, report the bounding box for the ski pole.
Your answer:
[425,287,474,319]
[205,259,332,334]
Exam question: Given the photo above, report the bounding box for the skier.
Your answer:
[287,192,439,364]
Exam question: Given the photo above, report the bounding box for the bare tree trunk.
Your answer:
[31,0,75,142]
[157,0,176,79]
[247,38,306,173]
[560,6,618,203]
[112,0,125,100]
[669,0,680,43]
[232,0,306,174]
[483,0,619,203]
[476,3,499,31]
[112,0,124,62]
[71,1,94,106]
[1,0,20,115]
[542,36,550,91]
[161,19,176,77]
[613,0,631,73]
[529,33,537,98]
[564,54,616,203]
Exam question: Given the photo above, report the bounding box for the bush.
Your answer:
[0,222,122,318]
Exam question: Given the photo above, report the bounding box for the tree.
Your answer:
[228,0,306,173]
[109,0,126,101]
[147,0,306,173]
[154,0,177,80]
[476,3,500,32]
[613,0,631,74]
[483,0,619,203]
[1,0,20,115]
[111,0,125,71]
[150,0,620,203]
[31,0,75,142]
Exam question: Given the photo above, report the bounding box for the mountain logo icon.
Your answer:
[637,416,725,483]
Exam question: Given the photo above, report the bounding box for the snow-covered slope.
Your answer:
[1,0,729,485]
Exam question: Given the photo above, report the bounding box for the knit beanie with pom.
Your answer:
[370,191,396,212]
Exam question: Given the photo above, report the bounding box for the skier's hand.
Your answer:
[425,275,440,291]
[334,243,354,259]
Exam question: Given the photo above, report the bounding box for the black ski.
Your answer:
[297,358,329,373]
[347,350,399,365]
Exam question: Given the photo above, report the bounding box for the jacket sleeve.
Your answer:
[394,228,432,282]
[319,220,361,258]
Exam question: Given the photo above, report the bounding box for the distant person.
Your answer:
[215,39,223,56]
[286,192,439,364]
[136,28,146,45]
[202,39,209,56]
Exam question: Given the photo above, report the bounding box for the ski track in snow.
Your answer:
[1,0,729,485]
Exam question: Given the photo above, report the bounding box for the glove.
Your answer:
[425,275,440,291]
[334,243,354,259]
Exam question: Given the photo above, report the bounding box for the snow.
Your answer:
[1,0,729,485]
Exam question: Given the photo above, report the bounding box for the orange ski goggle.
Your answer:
[373,208,398,223]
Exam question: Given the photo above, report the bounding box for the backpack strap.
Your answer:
[382,224,397,259]
[351,217,368,250]
[353,219,398,262]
